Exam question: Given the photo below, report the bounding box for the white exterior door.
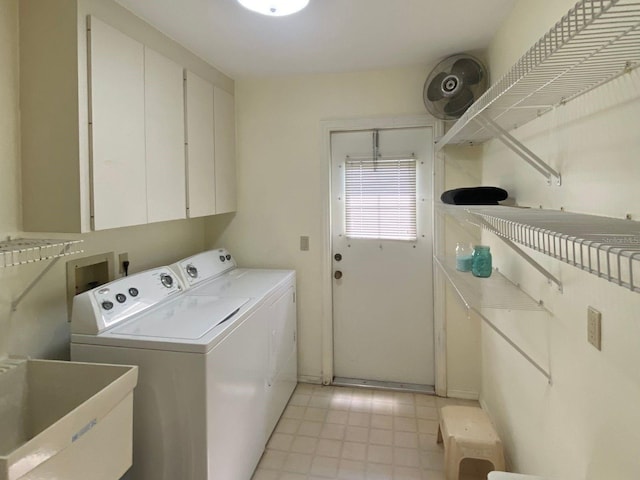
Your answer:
[331,127,434,386]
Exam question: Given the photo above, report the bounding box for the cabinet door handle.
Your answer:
[334,270,343,280]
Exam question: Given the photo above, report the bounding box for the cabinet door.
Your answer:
[88,16,147,230]
[184,70,216,218]
[213,87,237,214]
[144,47,186,223]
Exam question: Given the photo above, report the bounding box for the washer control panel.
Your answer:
[71,267,184,335]
[172,248,236,288]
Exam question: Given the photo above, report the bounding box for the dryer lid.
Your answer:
[188,268,294,298]
[109,295,250,340]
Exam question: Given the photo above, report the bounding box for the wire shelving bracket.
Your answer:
[1,238,84,311]
[474,115,562,186]
[447,205,640,294]
[472,215,564,292]
[434,256,549,312]
[434,256,552,383]
[435,0,640,184]
[437,204,563,292]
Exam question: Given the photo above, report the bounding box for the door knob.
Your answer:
[334,270,343,280]
[334,253,342,262]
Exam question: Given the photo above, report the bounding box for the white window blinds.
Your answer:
[344,157,417,241]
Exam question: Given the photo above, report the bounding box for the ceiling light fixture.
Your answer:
[237,0,309,17]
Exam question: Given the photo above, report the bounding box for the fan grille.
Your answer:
[423,54,487,121]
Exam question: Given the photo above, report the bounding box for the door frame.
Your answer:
[319,115,447,396]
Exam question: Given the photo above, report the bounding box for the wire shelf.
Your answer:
[444,205,640,293]
[0,238,84,267]
[434,256,548,311]
[437,0,640,148]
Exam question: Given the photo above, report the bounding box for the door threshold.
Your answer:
[332,377,435,395]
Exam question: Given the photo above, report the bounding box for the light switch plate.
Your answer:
[587,306,602,350]
[300,236,309,251]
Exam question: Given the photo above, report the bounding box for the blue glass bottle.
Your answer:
[472,245,492,278]
[455,242,473,272]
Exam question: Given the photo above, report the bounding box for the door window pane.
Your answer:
[344,158,417,241]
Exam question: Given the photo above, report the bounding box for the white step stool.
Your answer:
[437,405,506,480]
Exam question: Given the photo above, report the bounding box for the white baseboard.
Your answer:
[298,375,323,385]
[478,397,512,471]
[446,389,480,400]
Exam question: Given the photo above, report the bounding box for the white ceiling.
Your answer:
[114,0,517,78]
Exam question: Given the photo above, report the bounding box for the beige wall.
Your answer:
[0,0,206,360]
[206,68,481,391]
[0,0,19,234]
[441,146,483,398]
[476,0,640,477]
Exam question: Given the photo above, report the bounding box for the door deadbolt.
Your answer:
[334,270,343,280]
[334,253,342,262]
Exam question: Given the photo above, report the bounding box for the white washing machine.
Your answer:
[70,252,296,480]
[170,248,297,439]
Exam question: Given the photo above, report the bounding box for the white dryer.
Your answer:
[170,248,297,440]
[70,253,295,480]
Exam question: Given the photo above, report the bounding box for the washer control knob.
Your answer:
[225,254,231,261]
[186,264,198,278]
[101,300,114,311]
[128,287,139,297]
[160,273,174,288]
[219,255,226,262]
[115,293,127,303]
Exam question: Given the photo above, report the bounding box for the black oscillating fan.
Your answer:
[423,54,487,121]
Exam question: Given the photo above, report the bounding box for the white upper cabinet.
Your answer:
[185,71,217,218]
[213,86,237,214]
[88,16,147,231]
[144,47,187,223]
[184,71,237,219]
[19,2,235,233]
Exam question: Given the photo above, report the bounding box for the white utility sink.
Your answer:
[0,358,137,480]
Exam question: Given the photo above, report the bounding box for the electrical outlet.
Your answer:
[587,306,602,350]
[118,252,129,274]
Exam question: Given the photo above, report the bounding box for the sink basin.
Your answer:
[488,474,549,479]
[0,358,137,480]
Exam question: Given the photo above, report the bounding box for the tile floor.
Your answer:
[252,383,482,480]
